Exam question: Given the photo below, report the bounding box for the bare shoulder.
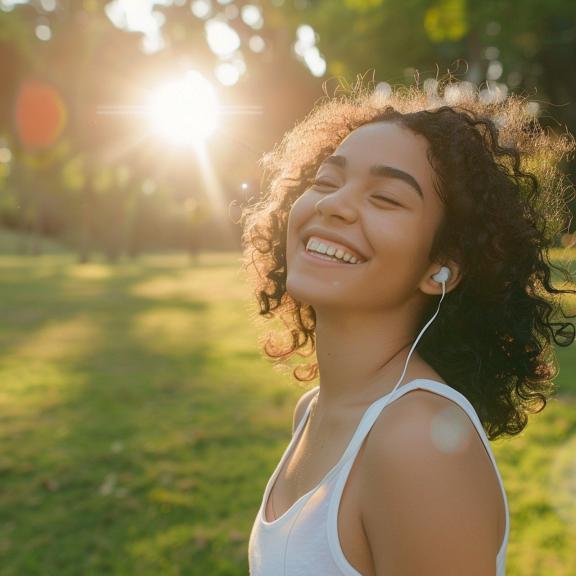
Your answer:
[359,389,499,576]
[292,387,318,435]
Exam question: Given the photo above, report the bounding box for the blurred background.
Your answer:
[0,1,574,575]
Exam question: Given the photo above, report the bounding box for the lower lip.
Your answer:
[300,243,365,267]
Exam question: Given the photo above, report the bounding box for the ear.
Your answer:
[418,259,462,296]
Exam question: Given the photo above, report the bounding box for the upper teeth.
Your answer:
[305,237,364,264]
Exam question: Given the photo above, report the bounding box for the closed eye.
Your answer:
[311,180,336,189]
[372,195,403,207]
[311,181,404,208]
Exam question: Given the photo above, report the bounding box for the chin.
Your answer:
[286,276,343,309]
[286,276,310,305]
[285,274,324,306]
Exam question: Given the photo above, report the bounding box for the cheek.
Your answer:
[291,189,314,213]
[367,213,415,253]
[378,215,437,280]
[287,192,314,236]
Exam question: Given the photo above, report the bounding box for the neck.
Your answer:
[311,304,428,423]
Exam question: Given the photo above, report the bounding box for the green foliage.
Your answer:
[61,155,86,192]
[424,0,468,43]
[2,0,576,253]
[0,187,20,223]
[344,0,385,13]
[0,9,35,63]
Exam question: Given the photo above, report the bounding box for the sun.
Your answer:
[147,70,219,146]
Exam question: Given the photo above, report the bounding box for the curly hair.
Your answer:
[239,75,576,441]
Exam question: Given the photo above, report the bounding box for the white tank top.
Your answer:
[248,378,510,575]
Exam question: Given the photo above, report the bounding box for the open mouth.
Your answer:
[301,240,367,266]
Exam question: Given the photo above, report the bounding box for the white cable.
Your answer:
[389,279,447,397]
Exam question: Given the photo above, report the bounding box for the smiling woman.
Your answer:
[240,76,576,576]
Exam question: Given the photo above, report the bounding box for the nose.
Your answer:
[314,185,358,222]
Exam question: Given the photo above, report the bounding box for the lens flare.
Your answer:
[147,70,219,146]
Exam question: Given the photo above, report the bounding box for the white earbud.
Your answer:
[386,265,451,398]
[432,266,451,284]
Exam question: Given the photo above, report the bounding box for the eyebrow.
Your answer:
[319,154,423,199]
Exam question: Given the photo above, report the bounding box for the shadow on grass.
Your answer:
[0,252,270,576]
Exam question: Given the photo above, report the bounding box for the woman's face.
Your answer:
[285,120,447,311]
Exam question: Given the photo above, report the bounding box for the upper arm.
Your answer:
[360,391,499,576]
[292,388,318,435]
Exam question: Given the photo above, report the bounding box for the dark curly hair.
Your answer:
[239,75,576,441]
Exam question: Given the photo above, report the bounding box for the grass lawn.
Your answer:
[0,244,574,575]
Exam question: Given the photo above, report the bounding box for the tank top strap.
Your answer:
[336,378,428,461]
[343,378,486,456]
[339,378,510,546]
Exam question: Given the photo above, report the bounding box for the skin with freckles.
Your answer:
[285,120,462,418]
